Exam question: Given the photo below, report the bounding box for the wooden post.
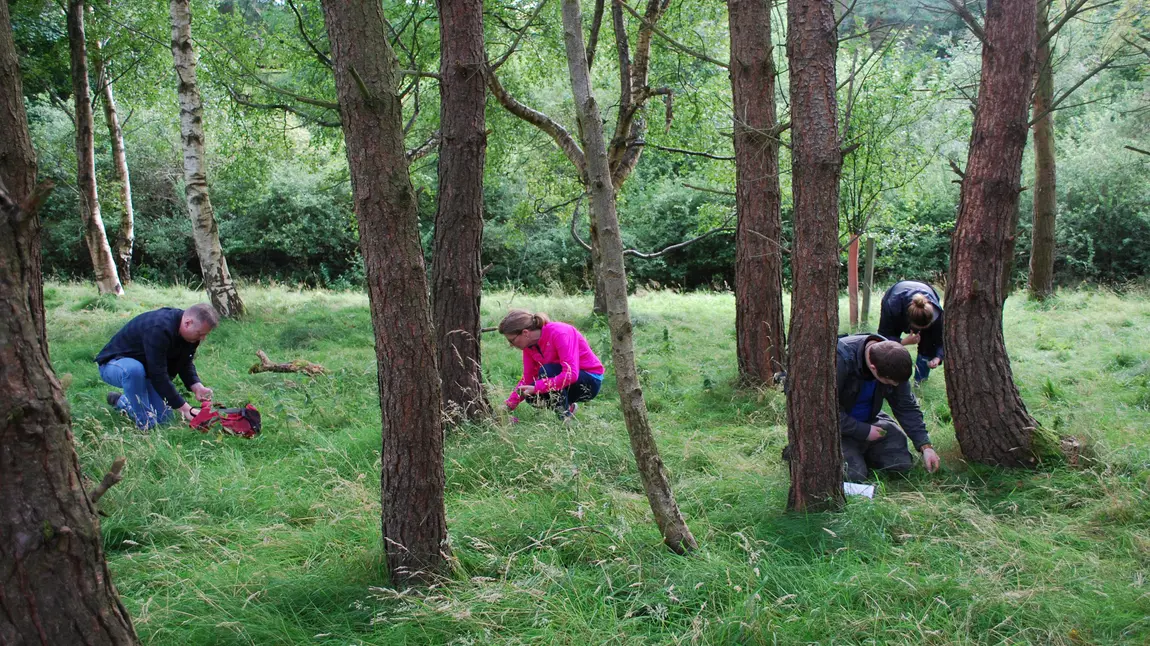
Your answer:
[861,237,876,324]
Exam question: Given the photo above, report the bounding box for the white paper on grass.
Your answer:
[843,482,875,498]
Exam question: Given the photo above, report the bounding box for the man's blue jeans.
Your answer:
[915,354,936,384]
[98,357,174,429]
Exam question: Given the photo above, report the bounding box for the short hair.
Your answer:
[185,303,220,329]
[869,340,913,382]
[498,309,550,335]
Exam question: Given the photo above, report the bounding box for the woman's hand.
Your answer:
[516,384,537,397]
[902,333,921,346]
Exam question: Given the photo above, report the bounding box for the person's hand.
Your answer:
[867,425,887,442]
[922,447,941,472]
[516,384,537,397]
[928,357,942,369]
[179,403,196,423]
[902,333,921,346]
[191,382,213,403]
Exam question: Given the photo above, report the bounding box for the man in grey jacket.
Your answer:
[837,334,941,481]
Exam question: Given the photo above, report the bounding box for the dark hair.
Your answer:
[908,293,934,328]
[185,303,220,329]
[498,309,551,335]
[868,340,913,382]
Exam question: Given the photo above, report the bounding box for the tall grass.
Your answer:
[49,282,1149,645]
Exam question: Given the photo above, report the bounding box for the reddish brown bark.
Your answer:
[320,0,450,583]
[67,0,123,296]
[729,0,787,385]
[945,0,1041,467]
[0,183,139,645]
[433,0,490,424]
[785,0,844,512]
[1028,0,1056,300]
[847,234,860,327]
[561,0,696,553]
[0,0,45,341]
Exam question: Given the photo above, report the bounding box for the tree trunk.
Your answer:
[0,184,140,645]
[560,0,696,553]
[433,0,490,424]
[1028,0,1056,301]
[861,236,875,324]
[320,0,450,583]
[67,0,122,297]
[945,0,1041,467]
[169,0,244,318]
[94,56,136,284]
[729,0,787,386]
[785,0,844,512]
[0,0,45,341]
[847,234,860,327]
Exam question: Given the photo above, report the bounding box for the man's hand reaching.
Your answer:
[190,382,213,403]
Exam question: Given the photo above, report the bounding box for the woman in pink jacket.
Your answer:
[499,309,605,419]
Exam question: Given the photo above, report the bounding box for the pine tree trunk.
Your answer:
[0,0,45,341]
[169,0,244,318]
[433,0,490,424]
[1028,0,1056,301]
[785,0,844,512]
[945,0,1041,467]
[94,56,135,284]
[729,0,787,386]
[0,184,140,646]
[560,0,696,553]
[67,0,122,297]
[847,234,860,327]
[861,237,876,324]
[320,0,450,583]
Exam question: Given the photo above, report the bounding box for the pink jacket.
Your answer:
[506,321,604,410]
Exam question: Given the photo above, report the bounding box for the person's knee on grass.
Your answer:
[500,309,605,422]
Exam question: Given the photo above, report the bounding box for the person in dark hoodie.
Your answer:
[837,334,941,481]
[877,280,944,385]
[95,304,218,429]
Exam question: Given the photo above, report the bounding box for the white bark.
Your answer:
[170,0,244,318]
[95,55,135,282]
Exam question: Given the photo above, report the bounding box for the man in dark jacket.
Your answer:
[877,280,944,385]
[96,304,218,429]
[838,334,941,481]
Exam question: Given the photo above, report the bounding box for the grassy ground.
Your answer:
[48,282,1150,645]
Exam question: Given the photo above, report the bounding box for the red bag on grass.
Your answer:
[189,401,262,439]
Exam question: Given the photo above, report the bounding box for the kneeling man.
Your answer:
[96,304,217,429]
[838,334,941,480]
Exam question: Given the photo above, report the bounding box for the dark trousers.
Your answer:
[841,412,914,481]
[523,363,602,412]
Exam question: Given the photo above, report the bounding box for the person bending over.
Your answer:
[500,309,604,420]
[878,280,944,385]
[96,304,217,429]
[838,334,941,481]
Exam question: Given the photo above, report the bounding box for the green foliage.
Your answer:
[52,284,1150,644]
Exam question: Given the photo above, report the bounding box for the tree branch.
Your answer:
[648,144,734,161]
[624,211,736,259]
[587,0,606,69]
[619,0,728,69]
[682,182,736,196]
[485,70,586,172]
[489,0,552,72]
[225,86,341,128]
[406,131,441,162]
[944,0,987,46]
[286,0,332,68]
[1125,145,1150,156]
[1029,57,1112,126]
[89,457,126,505]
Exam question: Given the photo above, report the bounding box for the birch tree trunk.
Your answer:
[945,0,1041,467]
[729,0,787,385]
[785,0,844,512]
[320,0,451,583]
[169,0,244,318]
[67,0,122,296]
[1028,0,1056,300]
[0,0,46,341]
[560,0,697,554]
[0,183,140,645]
[433,0,490,424]
[93,55,135,284]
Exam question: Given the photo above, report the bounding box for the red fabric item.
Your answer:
[187,400,261,439]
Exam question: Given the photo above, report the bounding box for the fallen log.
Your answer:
[249,350,329,376]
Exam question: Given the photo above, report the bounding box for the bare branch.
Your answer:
[1124,145,1150,156]
[406,131,441,162]
[89,457,126,505]
[570,197,593,251]
[485,70,586,172]
[944,0,987,45]
[834,0,860,31]
[207,37,340,110]
[949,159,965,178]
[1043,0,1122,45]
[619,0,728,69]
[649,144,734,161]
[225,86,341,128]
[587,0,606,69]
[287,0,332,68]
[1029,57,1112,125]
[489,0,552,72]
[682,182,735,196]
[624,211,736,259]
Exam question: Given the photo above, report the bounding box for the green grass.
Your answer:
[51,283,1150,645]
